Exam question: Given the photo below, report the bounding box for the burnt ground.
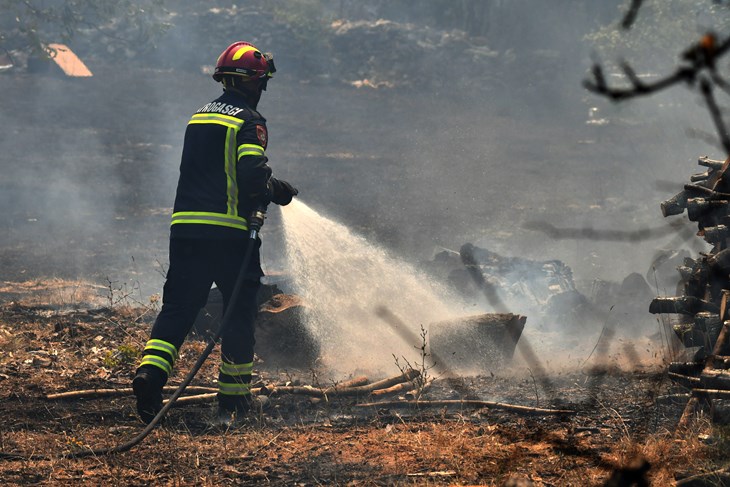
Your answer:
[1,57,729,484]
[0,297,727,486]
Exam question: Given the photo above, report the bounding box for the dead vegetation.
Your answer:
[0,284,728,485]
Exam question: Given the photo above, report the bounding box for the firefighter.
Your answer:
[132,41,298,424]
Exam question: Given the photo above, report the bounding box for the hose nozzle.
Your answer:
[248,206,267,238]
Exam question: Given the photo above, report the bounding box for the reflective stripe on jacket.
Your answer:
[170,90,270,238]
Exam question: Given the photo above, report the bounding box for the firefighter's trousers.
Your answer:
[138,237,262,398]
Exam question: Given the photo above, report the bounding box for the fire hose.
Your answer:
[0,206,268,461]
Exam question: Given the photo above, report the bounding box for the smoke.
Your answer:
[3,1,722,373]
[281,199,465,376]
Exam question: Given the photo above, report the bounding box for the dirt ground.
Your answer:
[1,47,730,484]
[0,288,727,486]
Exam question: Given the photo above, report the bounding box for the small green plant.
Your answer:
[103,344,141,369]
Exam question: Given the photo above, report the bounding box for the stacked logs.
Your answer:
[650,156,730,423]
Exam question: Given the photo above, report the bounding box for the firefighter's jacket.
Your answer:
[170,90,271,239]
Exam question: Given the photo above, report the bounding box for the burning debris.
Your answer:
[425,243,655,334]
[651,156,730,424]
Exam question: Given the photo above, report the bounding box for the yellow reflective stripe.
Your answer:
[218,381,251,396]
[237,144,265,159]
[144,339,178,361]
[140,355,172,376]
[220,361,254,376]
[188,113,243,130]
[225,127,238,216]
[171,212,248,231]
[232,46,258,61]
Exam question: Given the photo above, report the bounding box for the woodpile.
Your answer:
[651,156,730,424]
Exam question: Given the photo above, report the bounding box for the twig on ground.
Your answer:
[355,399,574,416]
[272,369,420,398]
[676,468,730,486]
[44,372,415,406]
[45,386,218,400]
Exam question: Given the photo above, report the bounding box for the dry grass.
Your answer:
[0,278,107,308]
[0,300,727,485]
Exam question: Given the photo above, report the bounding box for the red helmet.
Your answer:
[213,41,275,82]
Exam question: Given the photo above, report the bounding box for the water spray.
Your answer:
[0,205,268,461]
[280,200,465,375]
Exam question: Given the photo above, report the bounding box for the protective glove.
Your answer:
[269,178,299,206]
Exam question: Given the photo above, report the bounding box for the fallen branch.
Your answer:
[699,368,730,389]
[668,362,704,376]
[406,471,456,478]
[676,468,730,486]
[168,371,416,405]
[372,377,436,398]
[164,386,273,406]
[355,399,574,416]
[166,392,216,406]
[691,388,730,399]
[655,393,691,405]
[45,385,218,400]
[326,369,420,396]
[668,372,702,389]
[269,369,420,398]
[370,381,416,397]
[330,375,369,389]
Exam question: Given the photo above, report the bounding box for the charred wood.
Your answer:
[673,323,712,349]
[690,171,712,183]
[661,181,726,217]
[700,225,730,244]
[662,190,697,217]
[684,183,730,198]
[707,249,730,274]
[713,355,730,369]
[698,156,726,171]
[650,296,719,316]
[668,362,705,377]
[686,198,730,222]
[699,369,730,390]
[668,372,703,389]
[691,388,730,399]
[712,321,730,357]
[695,312,723,334]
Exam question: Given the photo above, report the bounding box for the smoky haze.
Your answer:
[1,0,725,368]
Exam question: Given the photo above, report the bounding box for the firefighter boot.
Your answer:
[132,366,166,424]
[215,394,252,426]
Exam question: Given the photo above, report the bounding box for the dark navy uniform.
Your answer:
[139,90,272,407]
